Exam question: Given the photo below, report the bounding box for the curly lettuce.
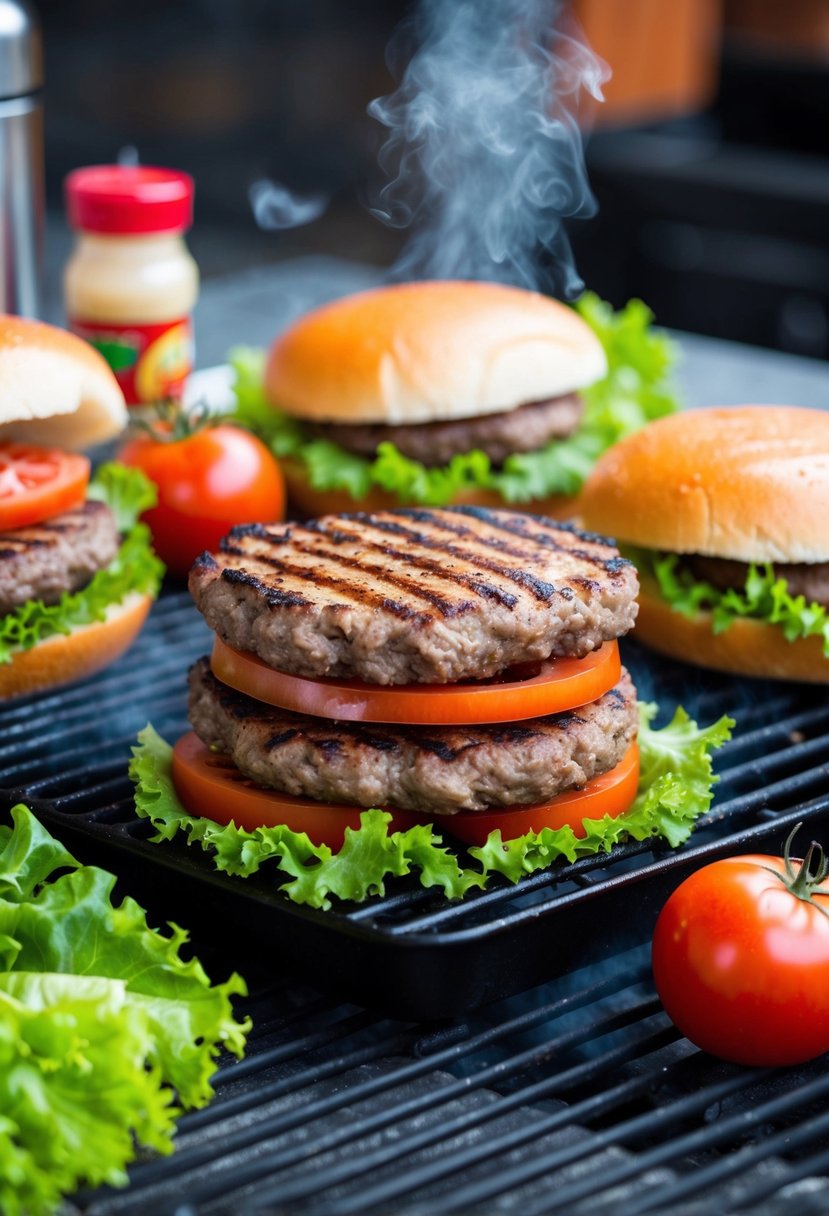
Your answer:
[643,552,829,658]
[0,463,164,665]
[228,292,680,507]
[0,804,249,1216]
[129,704,732,911]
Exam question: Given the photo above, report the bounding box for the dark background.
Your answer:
[38,0,829,359]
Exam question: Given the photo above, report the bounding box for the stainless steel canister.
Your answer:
[0,0,43,316]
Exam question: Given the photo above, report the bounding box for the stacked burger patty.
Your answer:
[182,506,640,828]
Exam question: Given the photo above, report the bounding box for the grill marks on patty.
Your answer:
[189,658,639,814]
[305,392,585,466]
[189,507,638,685]
[0,500,119,615]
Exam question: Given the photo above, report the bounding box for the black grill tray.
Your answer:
[1,589,827,1020]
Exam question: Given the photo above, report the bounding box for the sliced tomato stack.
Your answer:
[172,635,640,849]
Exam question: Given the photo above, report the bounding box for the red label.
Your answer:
[69,316,193,405]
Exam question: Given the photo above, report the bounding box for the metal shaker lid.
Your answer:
[0,0,43,100]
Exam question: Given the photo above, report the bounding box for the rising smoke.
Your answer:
[369,0,608,297]
[249,179,329,231]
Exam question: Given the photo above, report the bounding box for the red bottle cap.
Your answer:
[65,165,194,235]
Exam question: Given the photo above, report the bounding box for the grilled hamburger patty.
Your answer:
[190,507,638,685]
[306,393,584,466]
[189,659,638,814]
[687,555,829,609]
[0,500,119,615]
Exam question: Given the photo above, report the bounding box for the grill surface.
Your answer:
[2,591,829,1213]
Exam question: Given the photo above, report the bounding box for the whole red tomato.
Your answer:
[119,421,285,577]
[652,827,829,1066]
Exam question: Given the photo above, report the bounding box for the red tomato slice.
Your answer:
[440,741,640,845]
[0,443,90,530]
[210,637,622,725]
[171,734,639,851]
[171,732,422,848]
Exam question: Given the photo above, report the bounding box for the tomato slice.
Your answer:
[171,734,639,851]
[210,637,622,725]
[440,741,640,846]
[0,443,90,530]
[171,732,422,848]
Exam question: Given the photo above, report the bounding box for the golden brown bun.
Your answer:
[635,575,829,683]
[580,405,829,564]
[280,455,579,520]
[0,591,152,700]
[266,281,606,426]
[0,315,127,449]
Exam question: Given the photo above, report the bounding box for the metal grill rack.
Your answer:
[2,591,829,1212]
[74,946,829,1216]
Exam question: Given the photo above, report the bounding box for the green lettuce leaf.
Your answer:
[643,551,829,658]
[130,703,732,911]
[0,804,250,1215]
[227,293,680,507]
[0,464,164,665]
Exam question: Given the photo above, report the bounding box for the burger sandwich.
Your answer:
[231,281,679,518]
[131,506,732,908]
[580,405,829,682]
[0,315,164,697]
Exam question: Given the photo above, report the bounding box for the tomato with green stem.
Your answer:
[118,407,285,577]
[652,824,829,1066]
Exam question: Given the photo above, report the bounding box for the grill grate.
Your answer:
[72,944,829,1216]
[1,591,828,1017]
[3,592,829,1212]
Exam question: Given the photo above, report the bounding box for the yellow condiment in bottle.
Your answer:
[64,165,198,406]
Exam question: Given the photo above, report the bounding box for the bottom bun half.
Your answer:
[280,456,579,520]
[0,591,153,700]
[637,577,829,684]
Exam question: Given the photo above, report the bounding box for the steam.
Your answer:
[369,0,608,297]
[249,179,328,231]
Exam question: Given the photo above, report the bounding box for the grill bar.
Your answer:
[179,999,667,1208]
[621,1104,829,1215]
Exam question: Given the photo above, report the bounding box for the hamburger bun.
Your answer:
[0,591,153,700]
[265,280,606,426]
[580,405,829,564]
[636,574,828,683]
[580,405,829,682]
[0,315,127,450]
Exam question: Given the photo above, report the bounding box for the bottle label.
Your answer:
[69,316,193,405]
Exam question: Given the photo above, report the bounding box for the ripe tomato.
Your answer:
[0,443,89,530]
[119,423,285,577]
[652,828,829,1066]
[172,732,421,848]
[210,637,622,725]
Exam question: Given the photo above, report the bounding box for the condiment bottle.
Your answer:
[64,165,198,406]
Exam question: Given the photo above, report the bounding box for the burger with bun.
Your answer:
[231,281,678,517]
[579,405,829,682]
[131,505,731,909]
[0,315,164,697]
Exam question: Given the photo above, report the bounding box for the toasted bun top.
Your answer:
[0,315,127,449]
[580,405,829,564]
[265,280,607,425]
